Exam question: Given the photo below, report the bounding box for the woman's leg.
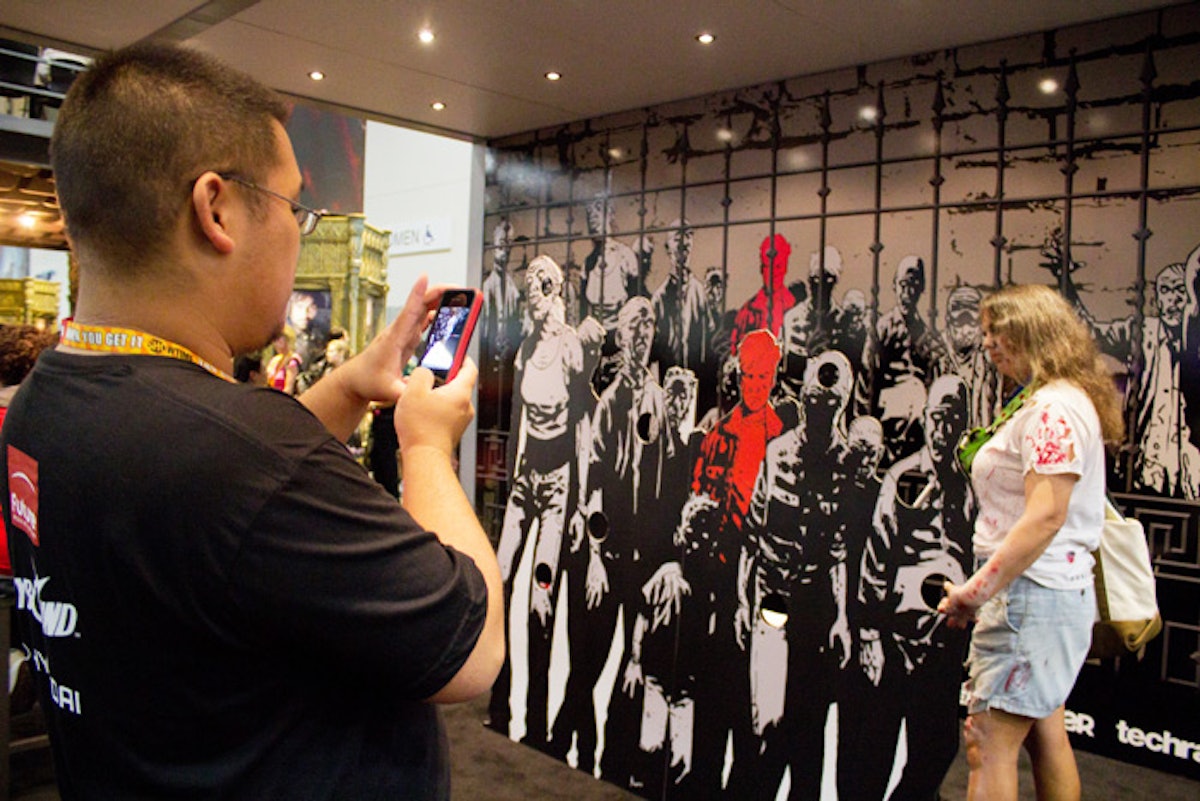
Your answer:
[1024,706,1080,801]
[964,708,1034,801]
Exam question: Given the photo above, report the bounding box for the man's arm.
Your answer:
[397,362,505,703]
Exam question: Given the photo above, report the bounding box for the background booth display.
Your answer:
[0,276,58,330]
[476,5,1200,799]
[293,212,390,364]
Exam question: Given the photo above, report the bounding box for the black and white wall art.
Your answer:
[475,5,1200,798]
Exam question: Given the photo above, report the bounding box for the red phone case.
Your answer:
[421,289,482,382]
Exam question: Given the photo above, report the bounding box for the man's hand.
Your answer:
[299,276,444,441]
[394,361,477,458]
[336,276,440,404]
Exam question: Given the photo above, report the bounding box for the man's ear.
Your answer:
[191,172,236,255]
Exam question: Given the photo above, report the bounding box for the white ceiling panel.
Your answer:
[0,0,1185,140]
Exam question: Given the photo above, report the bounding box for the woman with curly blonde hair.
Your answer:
[940,284,1123,800]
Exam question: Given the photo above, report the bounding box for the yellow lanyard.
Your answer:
[61,320,236,383]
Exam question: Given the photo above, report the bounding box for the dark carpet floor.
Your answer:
[445,694,1200,800]
[10,694,1198,799]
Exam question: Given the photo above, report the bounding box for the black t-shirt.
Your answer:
[2,351,487,800]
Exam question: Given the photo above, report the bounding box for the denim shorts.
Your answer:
[965,575,1094,719]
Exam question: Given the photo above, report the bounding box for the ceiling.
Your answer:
[0,0,1184,251]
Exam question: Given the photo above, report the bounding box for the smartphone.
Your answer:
[418,288,483,383]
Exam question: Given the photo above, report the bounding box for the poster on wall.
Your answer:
[285,104,365,213]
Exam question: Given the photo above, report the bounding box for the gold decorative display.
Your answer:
[0,277,60,330]
[295,213,390,354]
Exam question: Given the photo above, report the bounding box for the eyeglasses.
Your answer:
[218,173,327,236]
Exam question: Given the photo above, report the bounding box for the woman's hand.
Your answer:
[938,580,982,629]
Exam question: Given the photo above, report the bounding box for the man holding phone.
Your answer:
[2,43,502,800]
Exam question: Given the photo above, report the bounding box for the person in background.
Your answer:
[297,328,349,395]
[232,352,265,385]
[0,324,57,432]
[2,42,502,799]
[265,325,301,394]
[367,402,400,498]
[0,323,57,574]
[581,198,641,399]
[698,265,734,420]
[780,245,842,391]
[0,323,56,731]
[831,288,868,377]
[939,284,1123,801]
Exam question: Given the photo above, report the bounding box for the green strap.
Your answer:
[956,384,1032,473]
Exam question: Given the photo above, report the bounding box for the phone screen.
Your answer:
[419,288,480,381]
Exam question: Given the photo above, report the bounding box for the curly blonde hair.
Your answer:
[981,284,1125,446]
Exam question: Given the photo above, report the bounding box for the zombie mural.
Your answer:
[479,5,1200,797]
[479,219,524,425]
[1048,252,1200,499]
[852,375,975,799]
[859,255,940,467]
[490,255,603,747]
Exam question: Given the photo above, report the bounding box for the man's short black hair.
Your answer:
[51,42,290,275]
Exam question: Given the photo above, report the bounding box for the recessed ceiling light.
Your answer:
[715,128,734,143]
[18,213,36,229]
[608,148,622,159]
[1039,78,1059,94]
[431,101,446,111]
[544,71,562,81]
[308,70,325,81]
[696,32,715,45]
[859,106,878,122]
[418,29,435,44]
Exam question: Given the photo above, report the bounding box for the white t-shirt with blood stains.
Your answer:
[970,379,1105,590]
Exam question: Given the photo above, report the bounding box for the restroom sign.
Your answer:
[392,217,452,256]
